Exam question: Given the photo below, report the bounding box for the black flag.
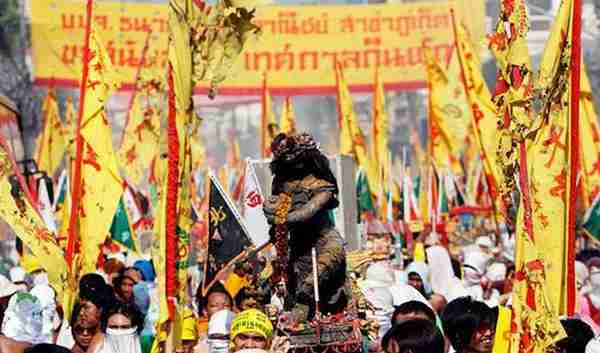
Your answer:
[202,173,252,295]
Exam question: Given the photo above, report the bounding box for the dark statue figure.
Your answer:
[264,132,347,322]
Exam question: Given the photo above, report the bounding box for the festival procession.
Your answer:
[3,0,600,352]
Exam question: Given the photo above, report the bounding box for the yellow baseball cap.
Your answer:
[230,309,273,341]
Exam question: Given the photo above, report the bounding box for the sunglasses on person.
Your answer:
[73,325,99,335]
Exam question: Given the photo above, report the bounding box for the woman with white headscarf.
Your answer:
[29,284,58,344]
[2,292,44,345]
[89,302,143,353]
[405,261,431,297]
[426,245,468,302]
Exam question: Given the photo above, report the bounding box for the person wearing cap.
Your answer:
[115,267,142,304]
[229,309,273,352]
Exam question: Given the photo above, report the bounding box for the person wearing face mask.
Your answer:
[89,302,143,353]
[193,309,235,353]
[442,297,496,353]
[196,284,234,339]
[229,309,273,353]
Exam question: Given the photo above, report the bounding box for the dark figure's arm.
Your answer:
[286,191,332,224]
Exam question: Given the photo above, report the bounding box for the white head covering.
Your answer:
[426,245,468,302]
[208,310,235,336]
[486,262,507,282]
[1,292,44,344]
[587,337,600,353]
[475,236,495,249]
[576,261,591,295]
[9,267,26,283]
[388,283,430,307]
[0,274,22,298]
[464,251,490,275]
[406,261,431,294]
[30,284,58,344]
[363,262,395,288]
[31,271,49,286]
[106,252,126,264]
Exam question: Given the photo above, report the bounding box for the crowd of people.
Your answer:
[0,221,599,353]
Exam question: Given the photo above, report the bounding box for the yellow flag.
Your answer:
[424,48,464,176]
[453,16,503,215]
[36,89,66,176]
[261,75,278,157]
[492,306,512,353]
[335,63,379,197]
[0,138,67,296]
[489,1,566,350]
[77,31,124,274]
[279,97,296,135]
[371,68,388,176]
[227,132,242,170]
[118,88,161,185]
[64,97,77,159]
[530,0,578,317]
[153,0,201,346]
[579,67,600,207]
[191,127,206,173]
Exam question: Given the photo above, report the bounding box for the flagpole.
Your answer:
[261,73,268,158]
[567,0,582,315]
[66,0,93,267]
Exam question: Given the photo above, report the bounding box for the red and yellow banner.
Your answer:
[30,0,485,95]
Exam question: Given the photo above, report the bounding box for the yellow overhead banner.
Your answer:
[30,0,485,95]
